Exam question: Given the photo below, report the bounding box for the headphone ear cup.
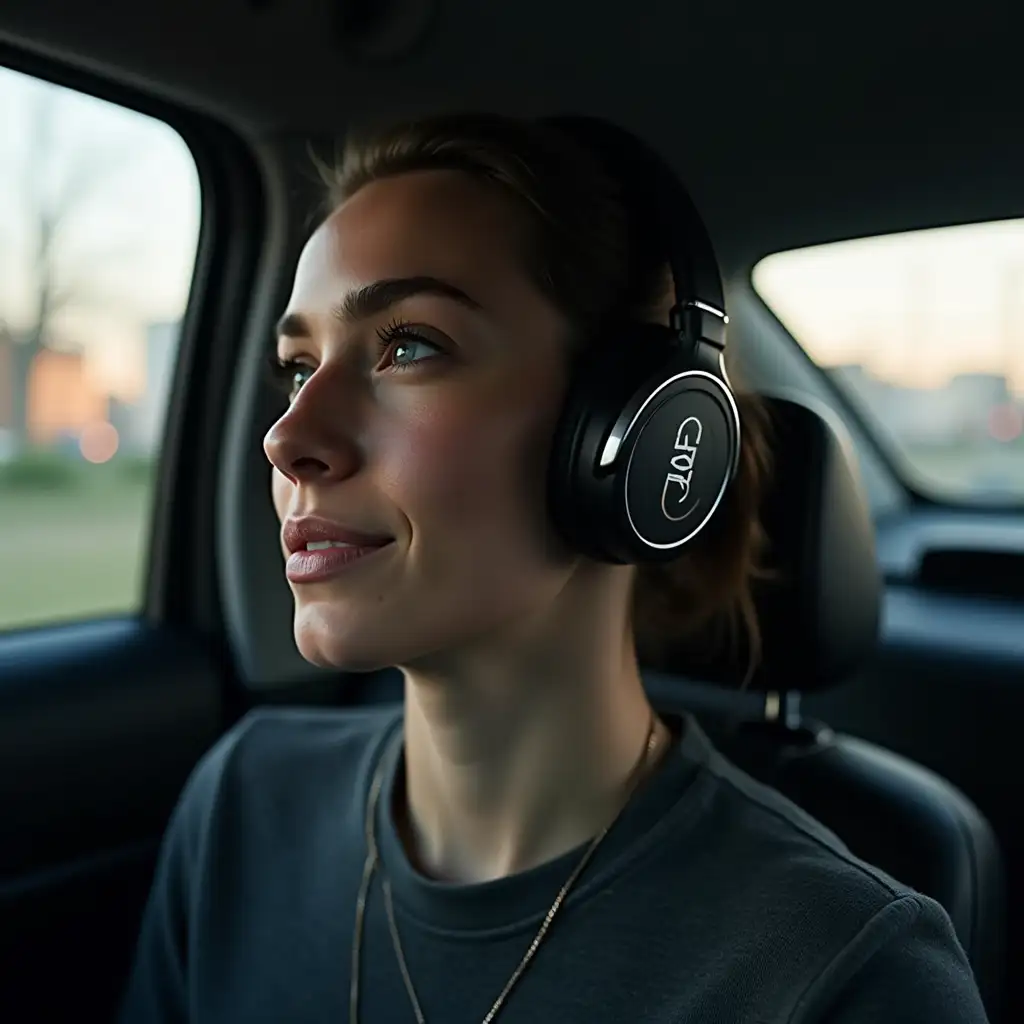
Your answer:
[618,369,739,560]
[548,331,661,562]
[548,326,741,564]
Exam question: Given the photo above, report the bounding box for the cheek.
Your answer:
[381,383,561,540]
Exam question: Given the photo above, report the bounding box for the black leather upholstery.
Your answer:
[752,392,882,693]
[649,392,1006,1019]
[668,389,882,692]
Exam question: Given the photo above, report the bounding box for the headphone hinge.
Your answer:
[671,300,729,351]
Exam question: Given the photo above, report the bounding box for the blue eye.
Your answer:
[392,338,439,367]
[376,319,444,371]
[287,365,313,399]
[267,355,313,401]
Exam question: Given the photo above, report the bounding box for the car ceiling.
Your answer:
[1,0,1022,278]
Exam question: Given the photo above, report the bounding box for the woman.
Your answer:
[120,114,988,1023]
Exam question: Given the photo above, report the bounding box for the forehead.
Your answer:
[291,169,531,309]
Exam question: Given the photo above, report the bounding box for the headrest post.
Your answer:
[783,691,803,730]
[763,690,803,729]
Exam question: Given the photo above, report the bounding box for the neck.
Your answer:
[395,566,666,884]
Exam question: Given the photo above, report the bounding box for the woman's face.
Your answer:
[264,169,579,670]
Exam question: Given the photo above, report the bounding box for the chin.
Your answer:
[292,603,394,673]
[287,603,474,675]
[290,574,572,674]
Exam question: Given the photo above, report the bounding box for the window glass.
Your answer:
[753,220,1024,502]
[0,68,200,631]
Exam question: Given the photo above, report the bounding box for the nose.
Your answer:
[263,367,362,486]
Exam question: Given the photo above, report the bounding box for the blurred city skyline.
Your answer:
[755,223,1024,395]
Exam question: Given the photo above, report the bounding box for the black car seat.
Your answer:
[644,391,1006,1021]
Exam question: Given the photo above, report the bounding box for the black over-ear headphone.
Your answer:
[542,116,742,565]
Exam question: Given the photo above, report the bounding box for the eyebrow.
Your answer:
[275,275,483,338]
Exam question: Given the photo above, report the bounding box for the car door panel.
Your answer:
[0,619,225,1022]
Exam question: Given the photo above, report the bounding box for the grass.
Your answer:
[0,468,153,631]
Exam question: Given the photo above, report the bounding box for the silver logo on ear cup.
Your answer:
[660,416,703,521]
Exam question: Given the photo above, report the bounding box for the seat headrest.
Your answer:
[667,391,882,693]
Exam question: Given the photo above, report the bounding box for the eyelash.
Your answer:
[266,318,439,397]
[374,317,434,370]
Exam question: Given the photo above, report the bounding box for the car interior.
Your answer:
[0,2,1022,1022]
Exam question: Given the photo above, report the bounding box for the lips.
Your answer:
[282,516,394,584]
[282,516,393,555]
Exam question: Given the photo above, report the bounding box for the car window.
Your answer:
[0,67,200,631]
[753,219,1024,503]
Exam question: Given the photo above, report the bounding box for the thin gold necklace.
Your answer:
[349,714,660,1024]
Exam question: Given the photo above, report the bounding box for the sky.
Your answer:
[754,220,1024,394]
[1,64,1022,406]
[0,66,199,399]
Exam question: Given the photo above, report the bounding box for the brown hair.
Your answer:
[320,113,772,677]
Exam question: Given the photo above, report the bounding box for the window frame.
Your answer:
[748,240,1024,517]
[0,41,266,643]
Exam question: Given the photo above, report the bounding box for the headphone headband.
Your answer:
[541,115,728,350]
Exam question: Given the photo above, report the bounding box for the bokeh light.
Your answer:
[989,405,1024,443]
[79,421,120,463]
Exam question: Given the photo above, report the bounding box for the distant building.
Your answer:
[27,347,107,445]
[0,325,14,460]
[116,321,181,455]
[950,373,1011,404]
[107,396,145,456]
[830,364,1016,446]
[0,324,13,431]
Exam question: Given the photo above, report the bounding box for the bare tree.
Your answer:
[4,85,140,452]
